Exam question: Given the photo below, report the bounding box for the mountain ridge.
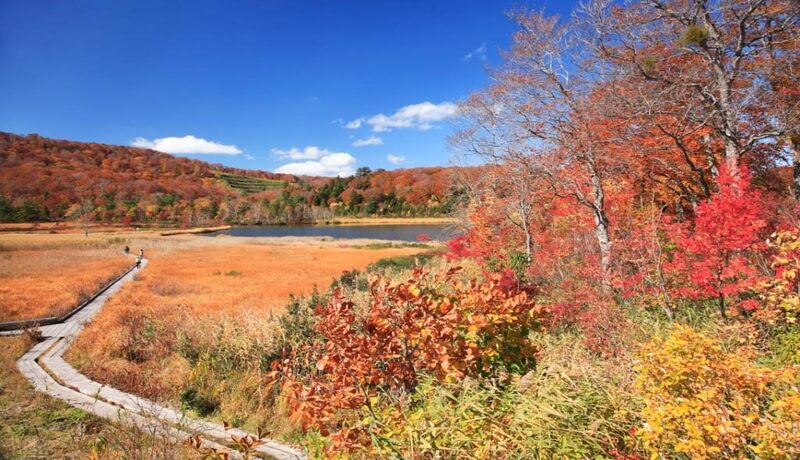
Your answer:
[0,132,464,225]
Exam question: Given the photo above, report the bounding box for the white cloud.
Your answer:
[271,146,340,160]
[244,154,255,160]
[351,101,457,132]
[352,136,383,147]
[272,145,356,177]
[275,153,356,177]
[131,135,242,155]
[463,42,487,62]
[345,118,365,129]
[387,154,405,165]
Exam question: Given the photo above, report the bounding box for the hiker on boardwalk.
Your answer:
[139,248,144,257]
[135,254,142,269]
[123,245,129,254]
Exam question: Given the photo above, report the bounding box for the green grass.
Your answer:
[367,252,436,273]
[354,242,432,250]
[218,173,285,194]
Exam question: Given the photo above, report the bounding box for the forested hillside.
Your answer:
[0,132,463,225]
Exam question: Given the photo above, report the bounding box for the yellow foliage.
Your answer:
[757,230,800,325]
[635,326,799,459]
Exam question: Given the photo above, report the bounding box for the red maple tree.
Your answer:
[665,167,767,316]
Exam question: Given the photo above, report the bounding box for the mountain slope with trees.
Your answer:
[0,132,464,225]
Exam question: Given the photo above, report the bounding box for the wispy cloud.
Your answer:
[352,136,383,147]
[131,135,242,155]
[345,118,365,129]
[463,42,487,62]
[272,145,356,177]
[347,101,457,133]
[271,146,342,160]
[387,154,405,165]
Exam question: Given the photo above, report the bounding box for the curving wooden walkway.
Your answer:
[12,258,307,460]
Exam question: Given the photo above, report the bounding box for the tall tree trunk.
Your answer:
[521,204,532,263]
[594,211,613,293]
[791,134,800,201]
[700,10,741,177]
[718,79,741,175]
[589,162,613,293]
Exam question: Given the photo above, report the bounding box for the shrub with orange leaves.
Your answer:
[269,267,544,452]
[635,326,800,460]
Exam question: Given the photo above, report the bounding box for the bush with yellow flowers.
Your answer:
[635,326,799,459]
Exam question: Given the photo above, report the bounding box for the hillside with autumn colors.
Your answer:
[0,132,464,225]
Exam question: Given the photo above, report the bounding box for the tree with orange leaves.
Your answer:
[587,0,799,179]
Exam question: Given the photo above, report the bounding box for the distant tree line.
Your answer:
[0,133,466,226]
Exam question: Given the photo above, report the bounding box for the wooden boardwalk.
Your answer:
[13,258,307,460]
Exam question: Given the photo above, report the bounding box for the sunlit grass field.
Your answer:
[0,230,428,453]
[0,234,132,322]
[66,237,424,415]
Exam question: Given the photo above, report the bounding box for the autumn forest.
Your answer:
[2,0,800,459]
[0,132,463,225]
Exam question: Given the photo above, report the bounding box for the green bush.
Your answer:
[355,334,640,459]
[370,368,637,458]
[508,250,530,280]
[765,327,800,367]
[180,388,218,416]
[367,253,434,273]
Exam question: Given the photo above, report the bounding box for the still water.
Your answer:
[203,224,454,242]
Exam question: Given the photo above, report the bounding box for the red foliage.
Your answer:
[445,235,483,260]
[664,167,768,312]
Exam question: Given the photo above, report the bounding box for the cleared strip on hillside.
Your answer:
[218,173,285,194]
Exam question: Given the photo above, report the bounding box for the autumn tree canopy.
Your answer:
[453,0,799,317]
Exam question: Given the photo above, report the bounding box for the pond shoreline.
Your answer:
[202,223,456,242]
[313,217,458,226]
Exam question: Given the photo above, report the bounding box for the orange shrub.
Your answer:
[635,326,800,459]
[269,267,544,452]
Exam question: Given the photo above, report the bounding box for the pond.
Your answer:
[202,224,455,242]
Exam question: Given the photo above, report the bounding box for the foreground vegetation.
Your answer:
[0,333,189,459]
[231,1,800,457]
[65,238,426,432]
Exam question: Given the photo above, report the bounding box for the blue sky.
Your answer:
[1,1,574,176]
